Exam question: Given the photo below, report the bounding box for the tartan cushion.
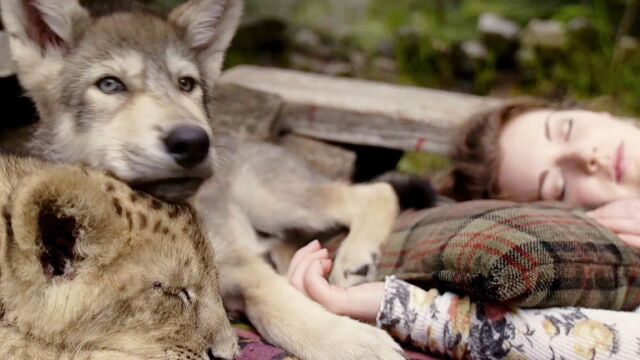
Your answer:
[374,200,640,310]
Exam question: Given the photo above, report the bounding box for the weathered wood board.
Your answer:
[220,66,504,154]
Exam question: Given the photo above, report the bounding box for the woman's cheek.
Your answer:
[569,178,623,209]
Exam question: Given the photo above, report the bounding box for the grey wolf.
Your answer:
[1,0,406,358]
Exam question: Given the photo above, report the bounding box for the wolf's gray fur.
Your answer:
[1,1,405,359]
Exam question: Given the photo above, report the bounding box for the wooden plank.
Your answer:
[220,66,504,154]
[279,103,454,154]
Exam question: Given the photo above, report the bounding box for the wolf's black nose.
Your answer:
[164,125,210,168]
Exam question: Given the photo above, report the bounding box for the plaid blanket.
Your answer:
[370,200,640,310]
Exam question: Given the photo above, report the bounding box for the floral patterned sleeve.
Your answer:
[376,276,640,359]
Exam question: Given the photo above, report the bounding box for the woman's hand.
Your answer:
[287,241,385,322]
[588,199,640,248]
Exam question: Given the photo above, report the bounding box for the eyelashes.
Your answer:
[559,177,567,201]
[564,118,574,141]
[153,282,195,306]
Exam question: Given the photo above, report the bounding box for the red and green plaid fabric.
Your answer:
[373,200,640,310]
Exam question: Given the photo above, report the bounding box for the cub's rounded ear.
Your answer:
[169,0,243,81]
[0,166,127,284]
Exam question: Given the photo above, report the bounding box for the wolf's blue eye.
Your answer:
[178,77,197,93]
[96,76,127,94]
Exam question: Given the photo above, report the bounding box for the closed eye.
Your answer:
[153,282,195,306]
[564,118,574,141]
[178,288,196,306]
[559,177,567,200]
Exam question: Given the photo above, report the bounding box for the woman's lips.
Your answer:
[615,142,625,183]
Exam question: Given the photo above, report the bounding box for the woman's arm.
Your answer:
[286,240,384,322]
[289,242,640,359]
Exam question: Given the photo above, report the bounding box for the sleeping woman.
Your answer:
[284,101,640,359]
[443,99,640,247]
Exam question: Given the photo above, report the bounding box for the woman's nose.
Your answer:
[565,147,605,174]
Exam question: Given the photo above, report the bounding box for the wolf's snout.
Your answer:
[164,125,210,168]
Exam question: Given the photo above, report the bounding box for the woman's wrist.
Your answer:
[337,282,385,323]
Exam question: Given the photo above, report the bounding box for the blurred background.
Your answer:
[141,0,640,117]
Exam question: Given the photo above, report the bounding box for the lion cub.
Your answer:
[0,155,238,360]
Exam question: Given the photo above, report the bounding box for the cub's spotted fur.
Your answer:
[0,155,238,359]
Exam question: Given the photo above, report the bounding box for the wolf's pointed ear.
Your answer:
[169,0,243,83]
[0,0,90,88]
[1,167,126,285]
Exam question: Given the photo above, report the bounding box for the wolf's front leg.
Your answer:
[326,182,399,287]
[220,258,406,360]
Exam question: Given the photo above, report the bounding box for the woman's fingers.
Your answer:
[287,240,320,279]
[321,259,332,275]
[590,217,640,249]
[617,234,640,248]
[303,259,348,314]
[592,218,640,237]
[288,247,329,295]
[588,199,640,220]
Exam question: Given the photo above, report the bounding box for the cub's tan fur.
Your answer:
[0,155,238,359]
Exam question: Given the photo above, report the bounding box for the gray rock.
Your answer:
[461,40,489,61]
[478,13,520,41]
[567,17,593,35]
[456,40,490,75]
[521,19,568,49]
[371,56,397,73]
[289,53,353,77]
[293,28,322,50]
[616,35,640,60]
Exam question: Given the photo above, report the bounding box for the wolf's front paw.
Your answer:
[324,318,406,360]
[329,242,380,287]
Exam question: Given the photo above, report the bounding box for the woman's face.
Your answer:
[498,109,640,208]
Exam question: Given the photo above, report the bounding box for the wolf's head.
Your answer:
[1,0,242,202]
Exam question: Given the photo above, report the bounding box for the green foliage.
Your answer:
[356,0,640,115]
[397,152,450,176]
[125,0,640,115]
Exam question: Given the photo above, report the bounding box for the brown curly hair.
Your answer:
[441,99,550,201]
